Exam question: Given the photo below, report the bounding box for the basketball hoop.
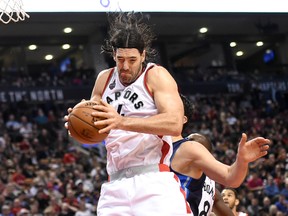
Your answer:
[0,0,29,24]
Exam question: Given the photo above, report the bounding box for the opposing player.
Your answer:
[221,188,248,216]
[65,12,191,215]
[213,188,235,216]
[171,94,270,215]
[172,132,233,216]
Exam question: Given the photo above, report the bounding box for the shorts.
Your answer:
[97,164,193,216]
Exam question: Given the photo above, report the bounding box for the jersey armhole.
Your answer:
[143,64,155,98]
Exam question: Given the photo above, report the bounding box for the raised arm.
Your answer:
[183,133,270,187]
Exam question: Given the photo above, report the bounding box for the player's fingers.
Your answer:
[239,133,247,146]
[64,122,69,129]
[67,107,73,112]
[98,126,112,134]
[258,150,268,158]
[254,138,271,146]
[93,118,110,127]
[63,115,69,121]
[260,144,270,152]
[92,104,109,113]
[91,110,109,118]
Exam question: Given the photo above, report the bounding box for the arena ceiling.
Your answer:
[0,12,287,66]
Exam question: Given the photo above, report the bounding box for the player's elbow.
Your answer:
[226,181,241,188]
[221,176,242,188]
[223,179,242,188]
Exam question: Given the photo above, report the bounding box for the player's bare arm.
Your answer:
[93,65,184,136]
[179,133,270,188]
[90,69,111,101]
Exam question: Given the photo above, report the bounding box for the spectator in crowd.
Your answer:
[75,200,95,216]
[0,205,13,216]
[280,179,288,199]
[58,202,78,216]
[247,197,261,216]
[264,174,280,199]
[245,171,264,192]
[274,194,288,214]
[17,208,30,216]
[260,196,271,214]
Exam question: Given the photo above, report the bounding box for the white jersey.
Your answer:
[198,176,215,215]
[101,63,173,175]
[238,212,248,216]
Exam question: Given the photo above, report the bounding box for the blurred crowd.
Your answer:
[0,69,287,216]
[0,99,107,215]
[186,91,288,215]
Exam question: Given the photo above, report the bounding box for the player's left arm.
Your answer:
[184,134,270,187]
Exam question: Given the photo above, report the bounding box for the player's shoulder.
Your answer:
[183,139,204,149]
[178,140,202,155]
[98,68,114,77]
[146,63,175,84]
[148,63,168,73]
[96,68,114,82]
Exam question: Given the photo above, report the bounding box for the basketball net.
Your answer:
[0,0,29,24]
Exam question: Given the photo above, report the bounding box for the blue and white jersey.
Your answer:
[171,138,215,216]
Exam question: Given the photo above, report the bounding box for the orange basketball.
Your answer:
[68,100,108,144]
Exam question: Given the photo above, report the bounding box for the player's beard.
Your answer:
[119,64,142,86]
[230,202,237,210]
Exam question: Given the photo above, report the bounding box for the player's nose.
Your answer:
[123,61,129,70]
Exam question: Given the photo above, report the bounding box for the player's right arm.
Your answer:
[212,189,234,216]
[90,69,112,102]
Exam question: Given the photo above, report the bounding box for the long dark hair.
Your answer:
[180,94,195,136]
[101,12,157,66]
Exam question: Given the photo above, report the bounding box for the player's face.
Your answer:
[114,48,145,86]
[221,189,238,210]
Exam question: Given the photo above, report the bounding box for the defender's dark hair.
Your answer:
[101,12,157,65]
[188,133,213,153]
[222,187,239,198]
[180,94,195,135]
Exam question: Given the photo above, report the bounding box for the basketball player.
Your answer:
[65,12,190,215]
[171,95,270,216]
[172,132,234,216]
[221,188,248,216]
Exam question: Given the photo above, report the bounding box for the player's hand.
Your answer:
[237,133,271,163]
[63,99,86,131]
[91,99,123,134]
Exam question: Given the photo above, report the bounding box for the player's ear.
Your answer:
[183,116,187,124]
[113,53,116,61]
[141,50,146,63]
[235,198,240,206]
